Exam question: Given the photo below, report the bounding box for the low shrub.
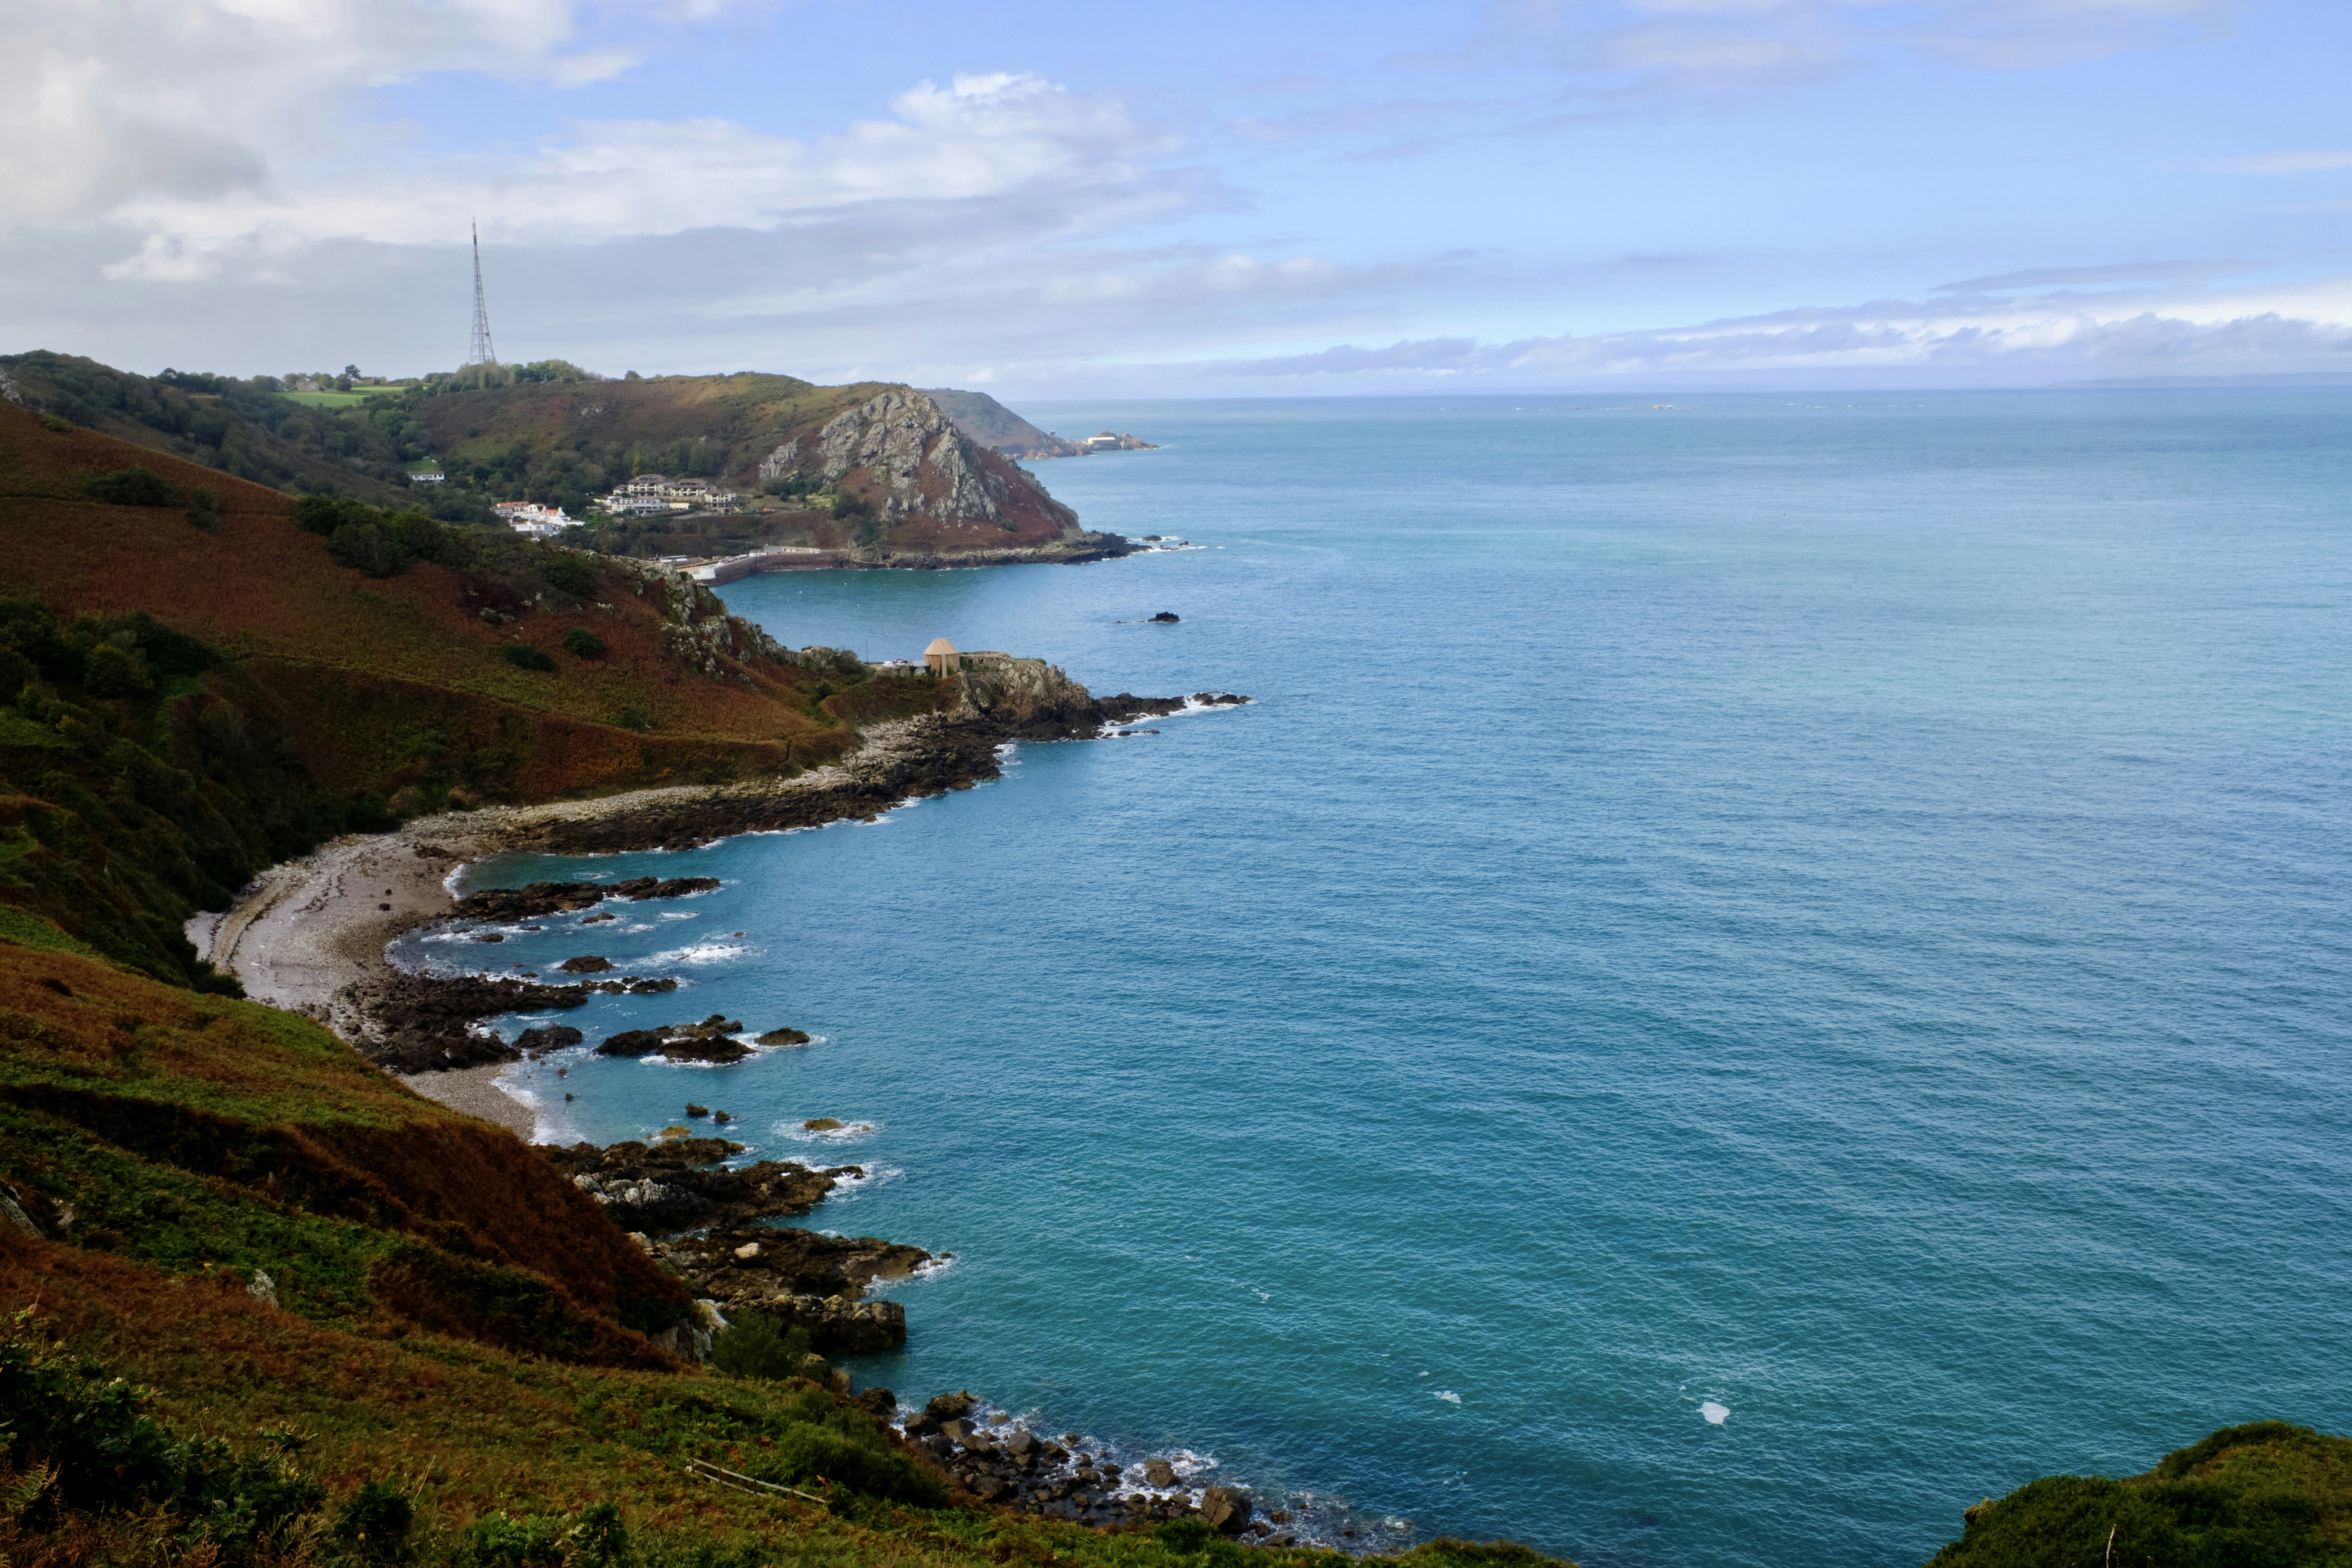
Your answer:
[543,557,594,598]
[186,487,220,532]
[82,640,153,697]
[563,627,606,659]
[85,467,178,507]
[332,1478,415,1561]
[500,645,557,673]
[708,1312,812,1383]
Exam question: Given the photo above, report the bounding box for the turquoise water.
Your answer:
[448,393,2352,1566]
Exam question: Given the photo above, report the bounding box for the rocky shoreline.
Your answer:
[199,659,1276,1541]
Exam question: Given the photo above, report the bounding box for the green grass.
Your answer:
[279,388,406,408]
[0,905,100,956]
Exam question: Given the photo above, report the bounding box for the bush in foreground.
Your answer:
[1928,1421,2352,1567]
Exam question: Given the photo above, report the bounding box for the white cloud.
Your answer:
[1933,259,2246,292]
[2203,149,2352,176]
[91,72,1187,280]
[1415,0,2235,112]
[1201,272,2352,385]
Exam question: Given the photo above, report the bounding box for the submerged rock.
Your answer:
[558,955,614,974]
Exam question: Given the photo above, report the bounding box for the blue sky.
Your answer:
[5,0,2350,392]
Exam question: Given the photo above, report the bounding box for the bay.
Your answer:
[439,391,2352,1566]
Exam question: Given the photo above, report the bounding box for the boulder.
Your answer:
[558,955,614,974]
[1198,1488,1252,1533]
[854,1387,897,1418]
[582,911,616,923]
[1143,1458,1177,1489]
[514,1024,584,1056]
[686,1103,710,1119]
[926,1390,978,1421]
[758,1026,813,1046]
[803,1117,843,1132]
[471,932,506,944]
[1149,611,1180,623]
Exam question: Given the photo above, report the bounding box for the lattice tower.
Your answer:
[467,223,498,368]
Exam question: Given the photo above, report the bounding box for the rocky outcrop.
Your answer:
[595,1015,753,1063]
[456,876,719,922]
[815,390,1022,526]
[356,972,590,1071]
[545,1136,849,1230]
[898,1397,1241,1529]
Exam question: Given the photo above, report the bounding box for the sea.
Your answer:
[416,392,2352,1567]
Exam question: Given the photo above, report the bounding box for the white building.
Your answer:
[408,461,445,485]
[495,501,572,538]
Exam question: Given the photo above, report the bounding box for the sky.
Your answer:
[6,0,2352,394]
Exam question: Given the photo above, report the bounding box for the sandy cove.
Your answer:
[191,712,1038,1134]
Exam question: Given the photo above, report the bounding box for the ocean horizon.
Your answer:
[440,390,2352,1567]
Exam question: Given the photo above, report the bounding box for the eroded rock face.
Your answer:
[817,389,1014,525]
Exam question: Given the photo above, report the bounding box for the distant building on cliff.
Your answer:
[925,638,958,674]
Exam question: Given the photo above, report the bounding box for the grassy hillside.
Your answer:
[0,403,951,981]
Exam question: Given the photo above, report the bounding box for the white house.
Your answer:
[495,501,572,537]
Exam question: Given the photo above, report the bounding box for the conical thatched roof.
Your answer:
[925,638,957,655]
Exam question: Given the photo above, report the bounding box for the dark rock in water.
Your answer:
[854,1387,897,1417]
[514,1024,584,1057]
[1149,611,1180,623]
[927,1391,979,1422]
[712,1109,732,1124]
[803,1117,843,1132]
[559,955,614,973]
[543,1137,845,1236]
[1199,1487,1252,1533]
[595,1015,749,1062]
[757,1026,812,1045]
[1143,1458,1177,1488]
[581,911,617,923]
[686,1103,710,1118]
[1191,691,1247,706]
[471,932,506,944]
[358,972,589,1073]
[626,977,679,994]
[456,875,722,922]
[1006,1429,1037,1459]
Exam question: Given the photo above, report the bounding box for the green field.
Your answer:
[279,384,412,408]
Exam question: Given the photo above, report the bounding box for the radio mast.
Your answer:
[467,223,498,372]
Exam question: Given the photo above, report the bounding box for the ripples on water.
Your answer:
[444,393,2352,1567]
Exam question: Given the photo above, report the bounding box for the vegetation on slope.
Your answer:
[0,937,1566,1568]
[3,354,1105,565]
[0,405,952,980]
[1928,1423,2352,1567]
[2,352,482,517]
